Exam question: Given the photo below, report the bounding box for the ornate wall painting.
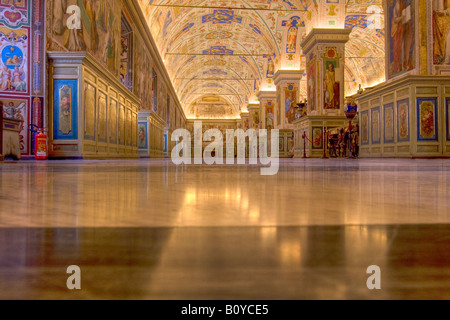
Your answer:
[0,27,29,94]
[265,101,274,130]
[126,108,132,146]
[361,111,370,145]
[285,84,297,124]
[371,107,381,145]
[266,56,275,79]
[252,110,260,130]
[282,16,300,55]
[118,103,125,145]
[109,98,117,145]
[307,56,316,113]
[97,91,107,143]
[0,0,30,29]
[417,98,438,141]
[397,99,410,142]
[84,82,96,141]
[138,122,148,149]
[132,112,137,148]
[53,79,78,141]
[384,103,395,144]
[433,1,450,65]
[49,0,122,76]
[120,14,133,91]
[312,127,324,149]
[279,137,284,152]
[322,48,340,110]
[277,89,281,126]
[447,97,450,141]
[1,96,28,153]
[152,68,157,112]
[287,137,293,154]
[387,0,415,79]
[163,133,168,153]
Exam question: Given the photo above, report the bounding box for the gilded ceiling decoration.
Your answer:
[138,0,385,119]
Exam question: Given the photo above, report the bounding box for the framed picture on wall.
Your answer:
[446,98,450,141]
[279,137,285,152]
[360,111,369,145]
[386,0,416,80]
[312,127,324,149]
[384,103,395,144]
[371,107,381,145]
[397,99,410,142]
[53,79,78,141]
[138,122,148,150]
[417,98,438,142]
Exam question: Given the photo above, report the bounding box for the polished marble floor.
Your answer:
[0,159,449,299]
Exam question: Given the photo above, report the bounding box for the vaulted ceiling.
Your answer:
[138,0,385,119]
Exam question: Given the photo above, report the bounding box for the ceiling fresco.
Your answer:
[138,0,385,119]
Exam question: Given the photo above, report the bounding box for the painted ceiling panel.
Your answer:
[138,0,385,119]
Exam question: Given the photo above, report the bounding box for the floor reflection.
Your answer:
[0,225,448,300]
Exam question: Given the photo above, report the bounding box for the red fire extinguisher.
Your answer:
[29,125,48,160]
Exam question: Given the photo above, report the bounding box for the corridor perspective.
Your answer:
[2,0,450,302]
[0,158,449,300]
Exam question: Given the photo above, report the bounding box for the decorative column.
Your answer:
[240,111,250,131]
[292,29,351,158]
[272,71,303,158]
[273,70,304,130]
[257,91,277,131]
[302,29,350,116]
[247,103,260,130]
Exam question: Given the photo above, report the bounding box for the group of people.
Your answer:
[328,124,359,159]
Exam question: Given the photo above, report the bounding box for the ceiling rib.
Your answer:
[149,4,306,12]
[166,53,272,56]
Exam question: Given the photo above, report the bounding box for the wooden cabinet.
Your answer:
[48,52,139,159]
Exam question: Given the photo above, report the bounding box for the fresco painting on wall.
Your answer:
[283,16,300,55]
[323,59,340,110]
[387,0,415,79]
[138,122,147,149]
[253,110,260,129]
[279,137,284,152]
[371,107,381,144]
[84,82,96,141]
[1,97,28,153]
[307,57,316,113]
[53,79,78,141]
[58,84,72,135]
[0,27,28,94]
[433,0,450,65]
[50,0,121,76]
[285,84,297,124]
[266,101,274,130]
[321,47,341,111]
[417,98,438,141]
[109,98,117,144]
[312,127,323,149]
[361,111,369,145]
[384,104,395,144]
[447,97,450,140]
[98,91,107,143]
[397,99,410,142]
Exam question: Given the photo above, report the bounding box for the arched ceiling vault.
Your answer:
[138,0,385,119]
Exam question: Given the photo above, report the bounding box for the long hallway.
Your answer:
[0,159,449,300]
